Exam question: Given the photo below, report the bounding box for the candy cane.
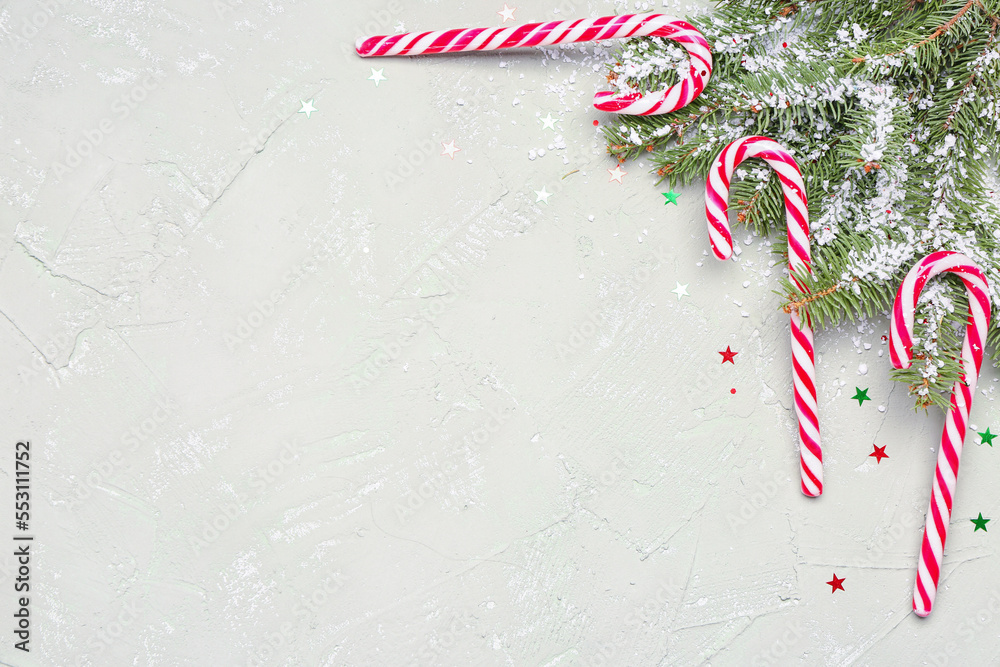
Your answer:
[704,136,821,497]
[889,251,992,617]
[356,13,712,116]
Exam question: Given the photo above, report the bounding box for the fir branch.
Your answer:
[602,0,1000,411]
[849,0,981,64]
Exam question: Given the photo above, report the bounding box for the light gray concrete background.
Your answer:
[1,0,1000,665]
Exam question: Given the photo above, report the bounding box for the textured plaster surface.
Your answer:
[1,0,1000,665]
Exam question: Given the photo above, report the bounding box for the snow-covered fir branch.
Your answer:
[602,0,1000,409]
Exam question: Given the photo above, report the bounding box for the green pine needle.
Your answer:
[604,0,1000,411]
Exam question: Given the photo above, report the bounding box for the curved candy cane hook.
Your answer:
[356,13,713,116]
[705,136,821,497]
[890,251,992,617]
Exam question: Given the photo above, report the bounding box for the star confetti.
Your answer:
[368,68,387,86]
[662,190,679,205]
[827,574,845,593]
[719,346,738,364]
[869,444,888,463]
[979,427,996,446]
[498,4,516,22]
[297,99,317,118]
[608,165,626,184]
[852,387,871,406]
[540,113,559,131]
[441,140,461,159]
[534,187,551,204]
[972,513,991,532]
[672,283,689,300]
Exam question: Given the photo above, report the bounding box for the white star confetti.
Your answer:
[297,99,317,118]
[441,140,461,159]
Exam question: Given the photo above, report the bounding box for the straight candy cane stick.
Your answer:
[704,136,822,497]
[889,251,992,617]
[356,13,712,116]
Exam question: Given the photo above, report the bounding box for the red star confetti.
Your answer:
[719,346,738,364]
[498,4,516,22]
[608,165,626,184]
[441,140,461,159]
[869,444,888,463]
[827,574,845,593]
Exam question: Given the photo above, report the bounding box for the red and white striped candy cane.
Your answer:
[356,13,712,116]
[890,251,992,617]
[704,136,822,497]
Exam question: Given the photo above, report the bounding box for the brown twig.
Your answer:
[858,159,882,173]
[943,15,998,130]
[852,0,979,63]
[907,312,951,406]
[655,144,701,176]
[782,282,847,314]
[948,37,980,52]
[911,376,934,406]
[656,100,724,148]
[607,63,621,85]
[735,188,765,224]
